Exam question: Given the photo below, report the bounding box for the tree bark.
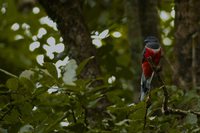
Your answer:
[38,0,101,79]
[138,0,160,40]
[124,0,143,100]
[174,0,200,89]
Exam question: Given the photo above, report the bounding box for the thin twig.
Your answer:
[0,105,14,120]
[147,57,169,114]
[82,105,88,127]
[160,85,169,114]
[0,68,18,78]
[71,109,77,123]
[168,108,200,116]
[143,94,151,131]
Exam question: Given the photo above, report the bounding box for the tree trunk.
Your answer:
[38,0,101,79]
[124,0,142,101]
[138,0,160,40]
[174,0,200,89]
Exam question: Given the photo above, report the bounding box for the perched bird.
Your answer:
[140,36,162,101]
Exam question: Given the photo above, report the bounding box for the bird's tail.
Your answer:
[140,72,154,101]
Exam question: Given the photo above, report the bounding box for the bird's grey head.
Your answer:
[144,36,160,49]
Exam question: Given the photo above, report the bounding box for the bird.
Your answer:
[140,36,162,101]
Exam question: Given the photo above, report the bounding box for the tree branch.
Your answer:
[168,108,200,116]
[143,94,151,130]
[146,57,200,116]
[71,109,77,123]
[0,106,14,120]
[146,57,169,114]
[0,68,18,78]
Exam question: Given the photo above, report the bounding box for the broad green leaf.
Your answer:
[185,113,197,125]
[19,77,35,91]
[129,102,146,120]
[44,112,68,132]
[62,59,78,86]
[18,102,33,116]
[11,93,26,103]
[4,109,19,124]
[43,62,58,79]
[19,124,34,133]
[32,87,49,96]
[40,94,70,106]
[76,56,94,75]
[6,78,18,90]
[19,70,34,80]
[38,69,56,86]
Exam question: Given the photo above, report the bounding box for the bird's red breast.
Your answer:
[142,47,161,78]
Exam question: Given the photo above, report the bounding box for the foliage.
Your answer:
[1,62,200,132]
[1,0,200,133]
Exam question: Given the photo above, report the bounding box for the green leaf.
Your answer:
[6,78,18,90]
[43,62,58,79]
[89,84,110,94]
[19,77,35,91]
[32,87,49,96]
[76,56,94,75]
[185,113,197,125]
[44,112,68,132]
[39,93,70,107]
[18,102,33,116]
[38,69,56,86]
[4,109,19,124]
[62,59,78,86]
[129,102,146,120]
[19,70,34,80]
[19,124,34,133]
